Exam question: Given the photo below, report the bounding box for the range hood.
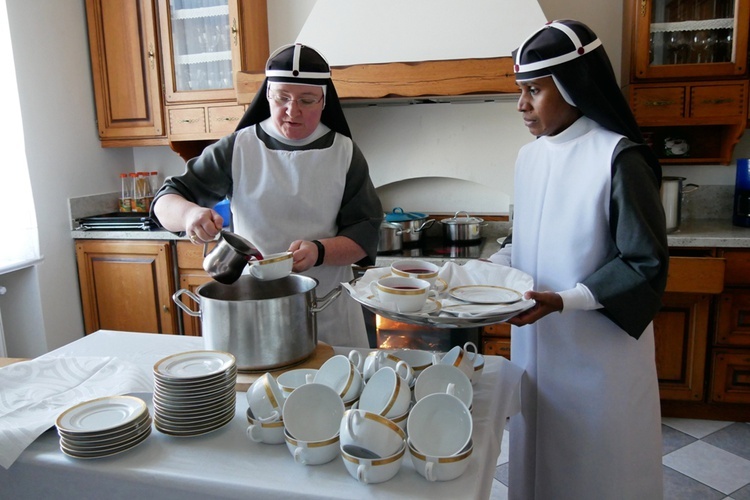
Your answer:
[236,0,548,105]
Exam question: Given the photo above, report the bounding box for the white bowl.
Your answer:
[284,428,340,465]
[245,372,285,422]
[357,366,411,418]
[314,355,363,402]
[414,363,473,409]
[282,383,343,442]
[408,438,473,481]
[276,368,317,394]
[407,393,472,458]
[340,409,406,459]
[341,440,406,484]
[246,407,285,445]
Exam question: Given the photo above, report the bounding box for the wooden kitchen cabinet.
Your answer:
[85,0,167,147]
[621,0,750,165]
[75,240,178,335]
[711,249,750,406]
[85,0,268,151]
[481,322,510,360]
[157,0,267,158]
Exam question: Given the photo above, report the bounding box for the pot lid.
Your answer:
[385,207,428,222]
[441,211,484,225]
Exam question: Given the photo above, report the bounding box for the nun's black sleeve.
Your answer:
[337,141,383,266]
[582,140,669,339]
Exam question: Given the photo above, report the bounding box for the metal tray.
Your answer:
[345,287,534,329]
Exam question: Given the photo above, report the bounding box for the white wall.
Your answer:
[7,0,748,354]
[5,0,134,355]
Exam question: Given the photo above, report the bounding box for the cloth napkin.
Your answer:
[0,356,153,469]
[343,260,535,318]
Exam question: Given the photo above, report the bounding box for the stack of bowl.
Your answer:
[55,395,151,459]
[152,350,237,436]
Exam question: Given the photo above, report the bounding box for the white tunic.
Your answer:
[508,118,663,499]
[230,127,369,348]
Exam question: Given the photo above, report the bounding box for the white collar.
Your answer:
[545,116,597,145]
[260,118,331,146]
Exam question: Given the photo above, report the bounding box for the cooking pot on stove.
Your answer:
[378,221,408,253]
[172,275,340,371]
[384,208,435,243]
[440,211,486,242]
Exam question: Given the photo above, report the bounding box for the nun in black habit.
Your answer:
[488,20,668,499]
[152,43,383,348]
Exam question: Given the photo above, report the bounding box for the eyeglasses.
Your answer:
[267,93,324,108]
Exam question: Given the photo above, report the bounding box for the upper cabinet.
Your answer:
[626,0,748,80]
[622,0,750,165]
[85,0,167,147]
[85,0,268,151]
[158,0,268,104]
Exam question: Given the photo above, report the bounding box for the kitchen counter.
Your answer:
[71,219,750,263]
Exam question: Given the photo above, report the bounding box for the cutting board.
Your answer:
[234,342,334,392]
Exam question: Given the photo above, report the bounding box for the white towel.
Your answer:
[0,356,152,469]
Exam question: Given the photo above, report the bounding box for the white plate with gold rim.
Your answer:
[448,285,522,304]
[154,351,235,380]
[56,395,148,434]
[364,295,442,316]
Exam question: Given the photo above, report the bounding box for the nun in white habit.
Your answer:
[489,20,669,499]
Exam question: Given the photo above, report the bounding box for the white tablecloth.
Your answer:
[0,330,522,499]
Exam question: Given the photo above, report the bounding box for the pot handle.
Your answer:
[311,285,342,314]
[413,219,435,233]
[172,289,202,317]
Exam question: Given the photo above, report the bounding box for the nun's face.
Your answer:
[267,83,325,140]
[517,77,581,137]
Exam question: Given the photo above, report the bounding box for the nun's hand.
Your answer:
[185,206,223,244]
[288,240,316,272]
[507,290,563,326]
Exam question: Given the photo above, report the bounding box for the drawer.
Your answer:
[208,105,245,135]
[483,323,510,338]
[690,84,746,119]
[710,349,750,404]
[720,249,750,285]
[168,107,207,136]
[631,86,685,120]
[482,338,510,359]
[665,256,724,293]
[176,240,216,271]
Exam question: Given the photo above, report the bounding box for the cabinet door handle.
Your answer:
[640,0,647,17]
[179,118,200,124]
[702,98,734,105]
[148,44,155,70]
[218,116,240,122]
[645,100,675,106]
[232,18,238,46]
[162,305,169,313]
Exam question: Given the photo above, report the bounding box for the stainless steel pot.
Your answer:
[173,275,340,371]
[384,208,434,243]
[440,211,486,242]
[660,176,699,233]
[378,222,408,253]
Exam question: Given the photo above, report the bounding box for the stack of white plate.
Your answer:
[55,395,152,459]
[152,350,237,437]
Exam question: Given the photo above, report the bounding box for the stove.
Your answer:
[376,237,485,259]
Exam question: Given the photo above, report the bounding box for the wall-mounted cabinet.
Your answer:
[621,0,749,165]
[85,0,268,151]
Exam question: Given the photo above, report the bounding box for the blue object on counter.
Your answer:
[733,159,750,228]
[385,207,428,222]
[214,198,231,227]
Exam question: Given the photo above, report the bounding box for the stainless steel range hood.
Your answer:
[235,0,547,105]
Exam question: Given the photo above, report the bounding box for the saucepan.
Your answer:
[202,230,262,284]
[440,211,486,243]
[384,208,435,244]
[378,222,409,253]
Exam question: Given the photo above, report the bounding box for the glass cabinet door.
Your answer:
[634,0,748,79]
[160,0,242,103]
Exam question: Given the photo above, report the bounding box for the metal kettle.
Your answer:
[660,177,698,233]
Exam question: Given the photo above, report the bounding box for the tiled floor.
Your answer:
[490,418,750,499]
